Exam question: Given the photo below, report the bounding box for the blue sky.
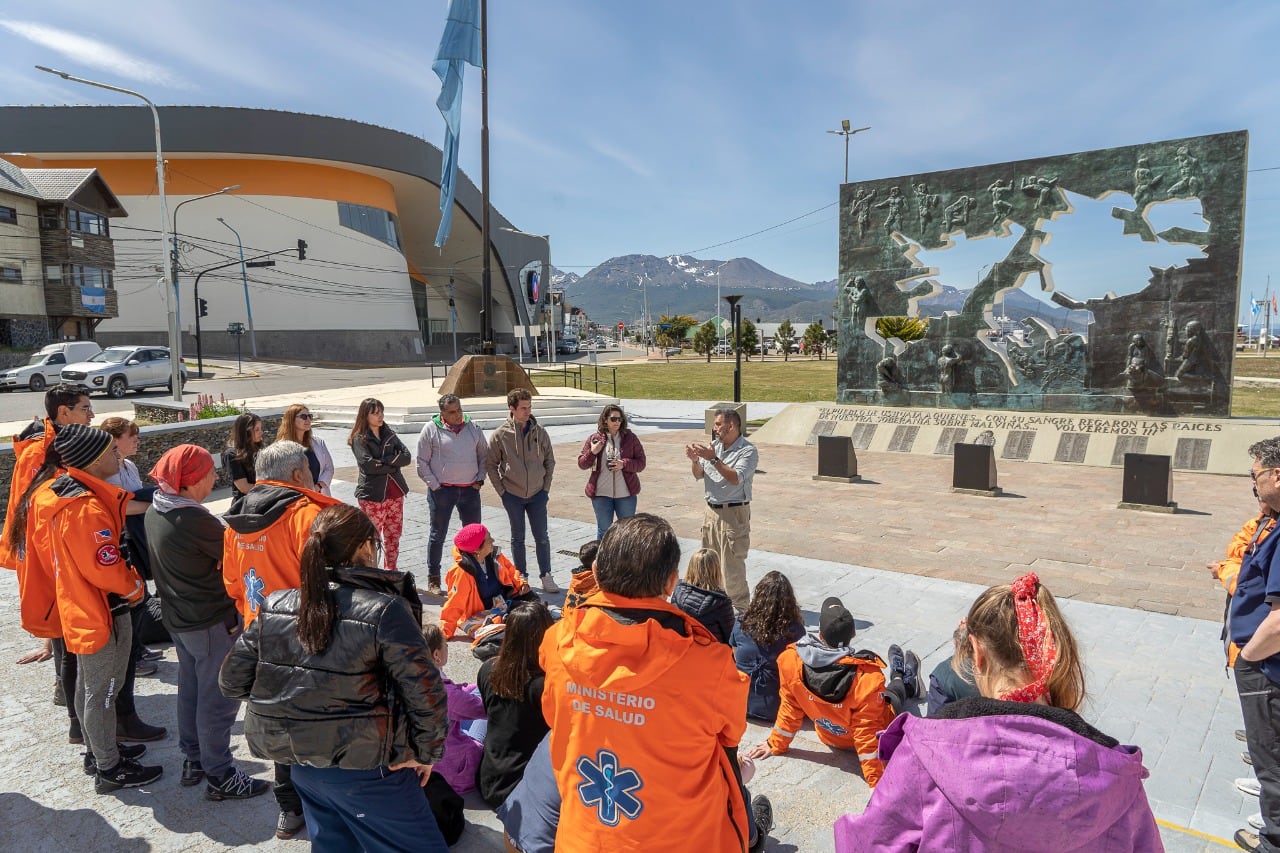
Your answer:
[2,0,1278,319]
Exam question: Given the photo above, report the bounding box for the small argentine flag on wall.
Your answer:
[80,287,106,313]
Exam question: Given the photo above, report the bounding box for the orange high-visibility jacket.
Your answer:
[222,481,341,627]
[440,547,524,637]
[540,590,752,852]
[1215,513,1276,667]
[32,467,144,654]
[0,419,55,572]
[768,641,896,787]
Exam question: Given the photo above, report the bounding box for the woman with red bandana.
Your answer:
[834,574,1164,852]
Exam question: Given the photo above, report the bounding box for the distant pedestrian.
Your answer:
[349,398,412,571]
[224,413,264,514]
[145,445,269,802]
[220,504,450,852]
[417,394,487,596]
[487,389,558,593]
[576,404,646,541]
[686,407,758,611]
[278,404,332,495]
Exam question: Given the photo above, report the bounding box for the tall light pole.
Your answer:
[714,260,732,358]
[217,217,256,358]
[172,185,239,375]
[501,227,552,361]
[826,119,871,184]
[724,294,744,402]
[612,267,650,354]
[36,65,184,400]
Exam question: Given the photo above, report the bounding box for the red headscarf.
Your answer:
[148,445,215,495]
[998,572,1058,704]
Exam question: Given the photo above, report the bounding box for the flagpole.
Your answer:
[479,0,494,355]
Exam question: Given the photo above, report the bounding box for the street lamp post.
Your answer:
[714,260,732,359]
[172,185,239,366]
[36,65,185,400]
[612,268,650,354]
[724,295,744,403]
[826,119,871,184]
[216,217,256,358]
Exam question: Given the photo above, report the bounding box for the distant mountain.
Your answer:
[552,255,836,324]
[918,284,1089,333]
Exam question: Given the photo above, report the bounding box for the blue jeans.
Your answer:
[172,617,242,779]
[501,489,551,577]
[591,494,638,542]
[427,485,482,581]
[291,764,447,853]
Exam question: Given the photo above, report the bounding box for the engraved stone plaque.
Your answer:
[1173,437,1212,471]
[887,425,920,453]
[1054,432,1090,463]
[934,427,968,455]
[806,419,838,446]
[1001,430,1036,460]
[850,422,878,450]
[1110,435,1150,466]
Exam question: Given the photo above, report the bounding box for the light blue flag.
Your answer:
[1252,293,1260,316]
[433,0,482,248]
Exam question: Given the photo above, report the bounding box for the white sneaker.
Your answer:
[1249,813,1264,831]
[540,574,560,594]
[1237,777,1262,798]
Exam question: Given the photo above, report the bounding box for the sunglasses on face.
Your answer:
[297,413,313,421]
[608,416,622,422]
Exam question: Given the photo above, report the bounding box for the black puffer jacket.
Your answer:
[351,428,412,502]
[219,565,448,769]
[669,579,735,644]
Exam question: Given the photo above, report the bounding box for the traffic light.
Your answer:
[297,239,307,260]
[198,298,208,318]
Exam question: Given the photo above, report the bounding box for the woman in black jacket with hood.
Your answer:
[220,504,449,852]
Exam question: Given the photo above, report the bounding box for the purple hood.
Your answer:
[835,699,1164,852]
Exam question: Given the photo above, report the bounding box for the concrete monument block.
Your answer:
[438,355,538,399]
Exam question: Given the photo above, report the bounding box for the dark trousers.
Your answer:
[172,619,241,779]
[501,489,551,578]
[275,762,303,815]
[291,764,447,853]
[1237,658,1280,851]
[54,635,138,724]
[427,485,482,581]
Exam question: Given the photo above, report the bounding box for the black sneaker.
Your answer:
[141,647,163,661]
[205,768,271,801]
[83,744,147,776]
[276,810,306,840]
[887,644,906,682]
[903,650,923,699]
[134,659,159,677]
[116,713,167,742]
[749,794,774,852]
[181,759,205,787]
[68,718,83,745]
[95,757,163,793]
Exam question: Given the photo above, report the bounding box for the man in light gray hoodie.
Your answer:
[416,394,488,596]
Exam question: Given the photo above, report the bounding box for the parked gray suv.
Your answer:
[61,345,188,398]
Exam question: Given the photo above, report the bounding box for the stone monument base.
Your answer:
[751,402,1278,477]
[437,355,537,399]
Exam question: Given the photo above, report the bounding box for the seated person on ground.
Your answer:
[925,625,980,715]
[732,570,807,722]
[670,547,734,644]
[745,596,896,788]
[562,540,599,616]
[440,523,537,639]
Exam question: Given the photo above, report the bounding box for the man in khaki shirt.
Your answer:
[686,408,758,611]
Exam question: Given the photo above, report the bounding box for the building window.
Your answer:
[67,209,107,236]
[68,265,113,289]
[0,206,16,225]
[337,201,401,250]
[0,266,21,282]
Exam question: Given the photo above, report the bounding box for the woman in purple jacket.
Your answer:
[834,573,1163,853]
[577,404,647,542]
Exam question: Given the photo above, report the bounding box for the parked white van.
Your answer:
[0,341,103,392]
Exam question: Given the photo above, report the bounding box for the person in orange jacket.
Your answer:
[220,438,340,840]
[440,522,537,639]
[18,425,163,793]
[540,513,775,852]
[745,596,897,788]
[1211,498,1276,669]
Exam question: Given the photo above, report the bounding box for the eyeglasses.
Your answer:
[607,416,622,422]
[1250,467,1279,482]
[297,413,313,421]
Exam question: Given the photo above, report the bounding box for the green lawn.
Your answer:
[1234,354,1280,380]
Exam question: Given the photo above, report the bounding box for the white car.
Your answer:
[0,341,102,392]
[61,345,188,398]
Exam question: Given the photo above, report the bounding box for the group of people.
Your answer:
[0,381,1178,851]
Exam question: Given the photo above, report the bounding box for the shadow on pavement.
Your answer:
[0,793,151,850]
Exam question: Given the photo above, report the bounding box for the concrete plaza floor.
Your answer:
[0,399,1267,850]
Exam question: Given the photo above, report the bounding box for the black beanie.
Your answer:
[53,424,114,471]
[819,596,855,647]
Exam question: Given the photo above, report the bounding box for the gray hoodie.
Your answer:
[416,414,488,491]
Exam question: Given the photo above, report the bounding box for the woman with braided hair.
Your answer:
[834,573,1163,852]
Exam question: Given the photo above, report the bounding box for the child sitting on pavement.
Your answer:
[422,623,485,795]
[440,523,538,640]
[745,596,898,788]
[562,540,600,616]
[670,548,735,644]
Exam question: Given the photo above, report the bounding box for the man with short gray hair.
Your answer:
[417,393,488,596]
[686,407,758,612]
[221,438,341,839]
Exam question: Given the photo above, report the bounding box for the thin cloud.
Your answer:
[1,19,186,88]
[587,139,655,180]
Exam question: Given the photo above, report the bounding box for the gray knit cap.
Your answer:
[53,424,114,470]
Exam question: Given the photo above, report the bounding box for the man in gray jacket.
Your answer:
[487,388,558,592]
[416,394,488,596]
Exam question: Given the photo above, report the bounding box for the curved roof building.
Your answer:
[1,105,549,364]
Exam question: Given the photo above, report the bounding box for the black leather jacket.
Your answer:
[220,565,447,769]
